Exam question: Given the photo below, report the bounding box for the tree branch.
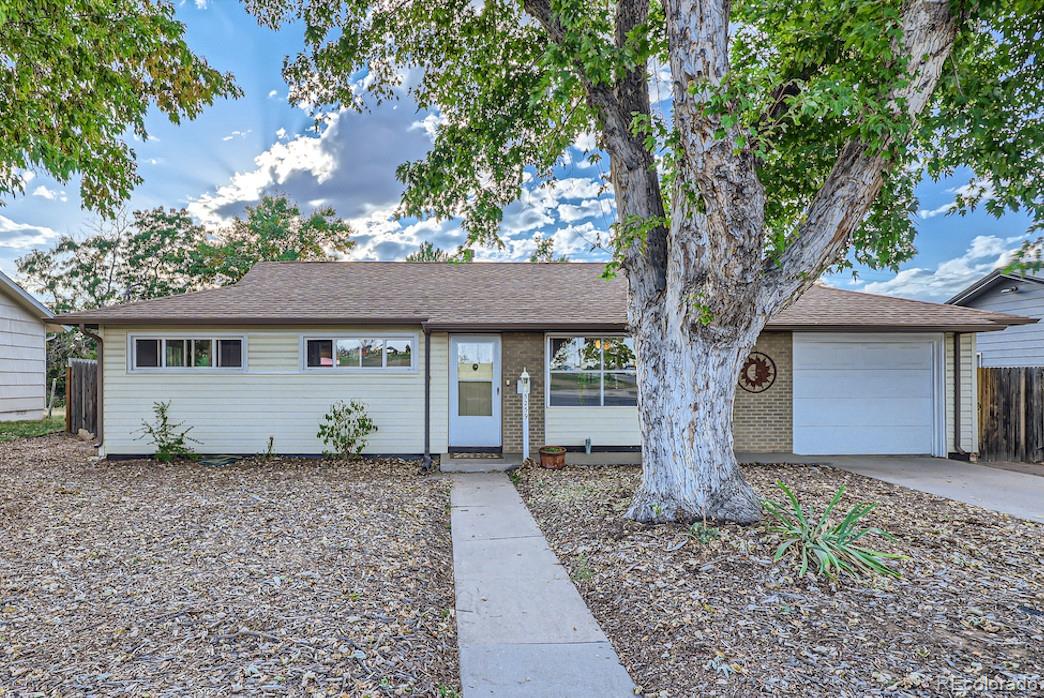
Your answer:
[523,0,669,307]
[758,0,961,317]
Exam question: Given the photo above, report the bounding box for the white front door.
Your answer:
[449,335,501,448]
[792,333,944,456]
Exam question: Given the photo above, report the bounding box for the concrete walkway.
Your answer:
[450,473,635,697]
[740,453,1044,523]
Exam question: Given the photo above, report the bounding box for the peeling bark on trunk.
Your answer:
[627,307,763,524]
[523,0,961,525]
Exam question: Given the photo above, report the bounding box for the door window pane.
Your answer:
[458,381,493,416]
[361,339,384,367]
[603,372,639,406]
[135,339,160,368]
[458,342,494,380]
[549,371,601,406]
[192,339,212,367]
[336,339,361,367]
[307,339,333,367]
[385,339,412,367]
[217,339,242,368]
[165,339,187,367]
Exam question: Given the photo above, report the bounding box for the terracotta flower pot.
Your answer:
[539,446,566,469]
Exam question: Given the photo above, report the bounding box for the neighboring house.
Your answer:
[947,270,1044,367]
[0,270,54,421]
[53,262,1032,460]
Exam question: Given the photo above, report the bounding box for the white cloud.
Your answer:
[573,132,597,152]
[267,89,279,99]
[409,113,445,141]
[188,101,435,229]
[222,129,252,142]
[859,234,1030,300]
[558,198,612,223]
[194,0,208,8]
[918,180,995,219]
[190,130,336,226]
[0,215,62,250]
[30,185,67,202]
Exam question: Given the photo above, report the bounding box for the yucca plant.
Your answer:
[763,481,905,581]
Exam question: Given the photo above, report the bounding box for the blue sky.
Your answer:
[0,1,1033,301]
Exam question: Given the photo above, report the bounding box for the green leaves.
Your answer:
[247,0,1042,274]
[15,195,355,313]
[316,400,378,459]
[0,0,240,214]
[763,481,905,581]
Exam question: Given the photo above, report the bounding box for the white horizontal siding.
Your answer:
[544,406,640,447]
[964,281,1044,367]
[0,290,45,421]
[944,332,977,452]
[102,325,448,455]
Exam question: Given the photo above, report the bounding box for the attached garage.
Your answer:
[792,334,946,456]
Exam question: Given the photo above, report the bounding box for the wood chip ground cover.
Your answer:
[0,435,458,696]
[516,463,1044,697]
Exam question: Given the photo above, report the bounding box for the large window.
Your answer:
[547,336,637,406]
[132,337,244,370]
[305,336,415,370]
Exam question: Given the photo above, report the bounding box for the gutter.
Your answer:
[79,324,104,449]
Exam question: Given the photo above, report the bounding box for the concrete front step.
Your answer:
[441,454,523,473]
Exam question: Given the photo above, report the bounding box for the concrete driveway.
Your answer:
[739,453,1044,523]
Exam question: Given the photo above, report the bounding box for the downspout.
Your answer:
[951,332,970,460]
[79,324,104,450]
[422,327,432,471]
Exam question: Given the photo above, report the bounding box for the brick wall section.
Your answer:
[501,333,545,454]
[497,330,790,454]
[734,331,793,452]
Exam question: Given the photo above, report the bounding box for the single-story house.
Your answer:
[53,261,1032,460]
[947,269,1044,367]
[1,270,54,421]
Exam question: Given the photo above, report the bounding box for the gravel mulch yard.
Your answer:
[0,435,458,696]
[516,463,1044,697]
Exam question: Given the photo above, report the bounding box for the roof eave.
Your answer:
[0,270,54,319]
[767,321,1034,333]
[947,270,1044,306]
[52,315,431,327]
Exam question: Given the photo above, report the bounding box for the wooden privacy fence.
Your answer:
[978,367,1044,462]
[66,358,98,437]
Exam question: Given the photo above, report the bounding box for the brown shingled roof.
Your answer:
[54,261,1033,332]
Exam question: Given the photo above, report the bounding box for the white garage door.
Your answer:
[793,334,941,455]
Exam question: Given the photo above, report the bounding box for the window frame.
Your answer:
[128,334,248,372]
[545,333,637,408]
[300,333,418,372]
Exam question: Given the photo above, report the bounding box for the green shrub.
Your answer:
[316,400,377,459]
[135,401,198,462]
[763,481,904,580]
[688,520,721,544]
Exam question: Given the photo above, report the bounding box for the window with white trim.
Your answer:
[132,337,244,369]
[547,336,637,406]
[305,336,415,369]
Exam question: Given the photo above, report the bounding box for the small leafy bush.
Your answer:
[763,481,904,580]
[316,400,377,459]
[688,520,721,544]
[136,401,198,462]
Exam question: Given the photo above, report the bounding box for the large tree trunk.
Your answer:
[625,278,764,524]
